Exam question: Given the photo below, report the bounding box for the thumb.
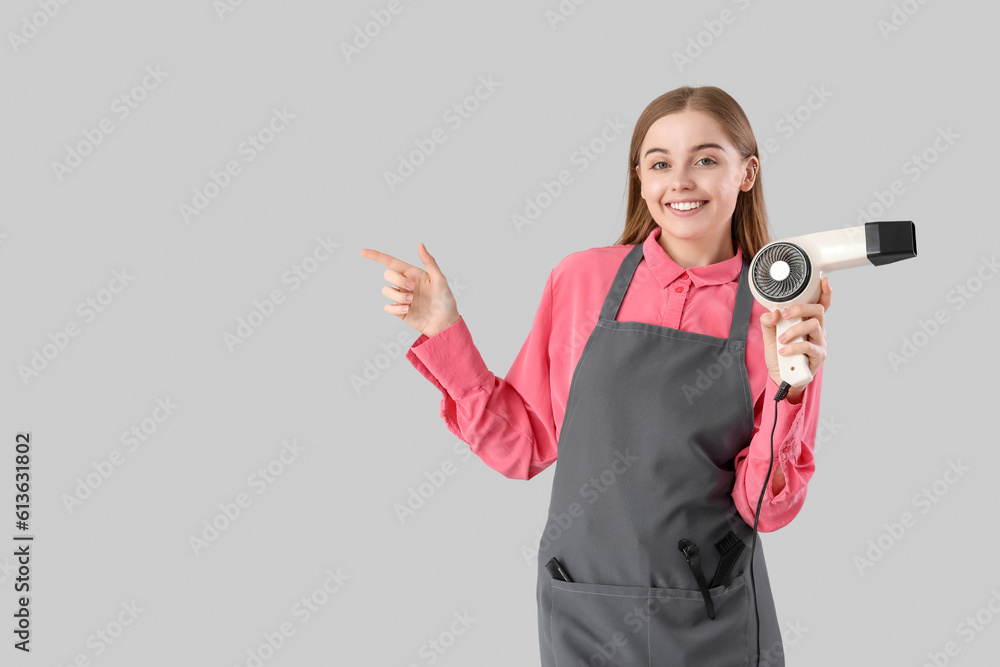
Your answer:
[417,242,444,279]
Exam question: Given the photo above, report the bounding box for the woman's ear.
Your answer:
[740,158,758,192]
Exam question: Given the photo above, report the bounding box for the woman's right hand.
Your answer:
[360,242,462,338]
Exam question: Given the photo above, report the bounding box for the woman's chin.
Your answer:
[656,220,722,239]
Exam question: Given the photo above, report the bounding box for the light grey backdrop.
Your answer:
[2,0,998,665]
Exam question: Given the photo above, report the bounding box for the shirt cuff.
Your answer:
[756,376,814,504]
[405,317,492,400]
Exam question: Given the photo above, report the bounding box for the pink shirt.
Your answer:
[405,226,821,532]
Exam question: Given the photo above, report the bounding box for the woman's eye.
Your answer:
[651,158,715,170]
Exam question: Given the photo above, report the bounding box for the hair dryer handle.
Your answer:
[776,317,814,388]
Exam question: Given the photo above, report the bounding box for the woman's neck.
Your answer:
[657,234,736,269]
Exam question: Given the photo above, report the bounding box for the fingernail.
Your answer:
[406,280,415,288]
[782,309,791,318]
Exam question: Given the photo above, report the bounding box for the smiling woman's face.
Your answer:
[635,109,757,263]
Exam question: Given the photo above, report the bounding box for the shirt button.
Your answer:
[680,272,688,280]
[675,286,684,293]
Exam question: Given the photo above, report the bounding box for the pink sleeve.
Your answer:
[404,270,558,480]
[731,364,822,532]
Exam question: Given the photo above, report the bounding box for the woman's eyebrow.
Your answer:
[643,143,725,158]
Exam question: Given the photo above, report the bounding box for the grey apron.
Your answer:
[536,241,784,666]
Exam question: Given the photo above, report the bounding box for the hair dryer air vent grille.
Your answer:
[752,242,811,301]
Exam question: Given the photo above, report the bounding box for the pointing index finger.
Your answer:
[360,248,413,274]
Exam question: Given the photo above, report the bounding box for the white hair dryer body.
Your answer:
[748,220,917,388]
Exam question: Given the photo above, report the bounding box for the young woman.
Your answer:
[362,86,831,666]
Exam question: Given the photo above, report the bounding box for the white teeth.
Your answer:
[669,201,705,211]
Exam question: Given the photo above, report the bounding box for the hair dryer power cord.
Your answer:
[750,379,790,667]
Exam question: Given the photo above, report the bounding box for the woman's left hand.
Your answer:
[760,276,833,401]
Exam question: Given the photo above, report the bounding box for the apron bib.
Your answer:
[535,241,784,666]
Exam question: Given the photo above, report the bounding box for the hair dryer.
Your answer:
[748,220,918,388]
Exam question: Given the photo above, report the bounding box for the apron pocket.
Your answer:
[549,578,652,667]
[647,572,750,667]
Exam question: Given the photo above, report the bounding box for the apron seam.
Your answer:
[596,320,739,347]
[557,323,603,449]
[550,586,648,599]
[550,579,557,667]
[737,344,754,444]
[647,591,652,667]
[743,571,751,666]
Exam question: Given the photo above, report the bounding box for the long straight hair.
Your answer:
[614,86,772,260]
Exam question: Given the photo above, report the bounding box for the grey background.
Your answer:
[2,0,998,665]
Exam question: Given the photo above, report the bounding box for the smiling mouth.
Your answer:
[668,201,707,211]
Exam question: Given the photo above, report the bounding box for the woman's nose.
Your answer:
[670,165,695,188]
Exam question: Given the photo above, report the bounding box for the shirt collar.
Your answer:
[642,226,744,289]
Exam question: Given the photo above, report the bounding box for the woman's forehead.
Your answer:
[642,111,734,153]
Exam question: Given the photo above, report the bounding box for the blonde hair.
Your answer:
[614,86,771,260]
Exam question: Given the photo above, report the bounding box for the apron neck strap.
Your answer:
[599,242,645,322]
[728,258,753,343]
